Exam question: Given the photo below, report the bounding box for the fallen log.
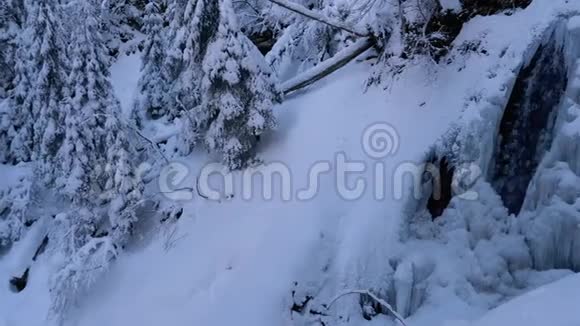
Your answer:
[281,37,375,95]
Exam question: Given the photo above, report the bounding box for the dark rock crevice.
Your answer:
[427,156,455,219]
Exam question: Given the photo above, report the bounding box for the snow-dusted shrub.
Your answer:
[49,210,118,316]
[0,170,33,247]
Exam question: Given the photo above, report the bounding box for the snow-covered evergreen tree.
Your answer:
[164,0,188,78]
[102,115,144,243]
[56,0,143,215]
[49,0,144,317]
[161,0,188,117]
[183,0,279,169]
[165,0,221,121]
[133,0,168,122]
[0,0,25,98]
[99,0,144,58]
[0,0,68,164]
[0,171,33,248]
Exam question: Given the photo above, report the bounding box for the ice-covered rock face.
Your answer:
[491,28,569,216]
[518,26,580,271]
[399,20,580,321]
[489,21,580,272]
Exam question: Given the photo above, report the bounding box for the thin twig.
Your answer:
[128,125,170,164]
[233,0,261,15]
[327,290,407,326]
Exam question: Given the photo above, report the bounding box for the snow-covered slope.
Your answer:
[72,3,580,323]
[3,1,580,326]
[470,273,580,326]
[69,51,469,326]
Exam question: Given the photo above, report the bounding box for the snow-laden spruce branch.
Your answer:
[327,290,408,326]
[79,112,170,164]
[282,38,374,94]
[266,0,369,37]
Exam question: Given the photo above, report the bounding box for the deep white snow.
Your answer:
[2,1,580,326]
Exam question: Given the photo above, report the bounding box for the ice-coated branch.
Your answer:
[267,0,369,37]
[282,37,374,95]
[327,289,408,326]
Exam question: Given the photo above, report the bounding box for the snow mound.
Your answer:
[471,273,580,326]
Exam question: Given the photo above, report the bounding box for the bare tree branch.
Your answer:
[266,0,369,37]
[327,289,408,326]
[128,124,170,164]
